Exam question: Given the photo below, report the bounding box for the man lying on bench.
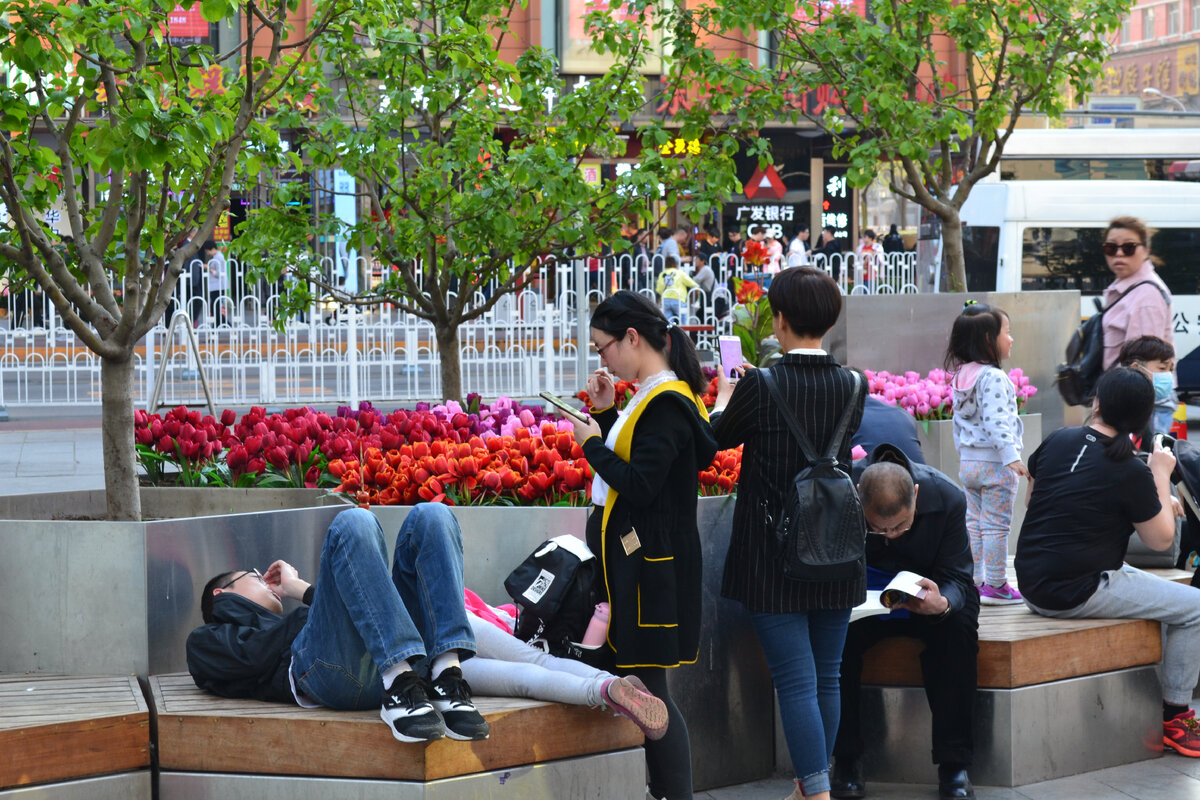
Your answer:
[186,505,490,743]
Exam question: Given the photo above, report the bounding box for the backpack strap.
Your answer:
[1103,279,1168,314]
[824,371,865,461]
[761,367,863,463]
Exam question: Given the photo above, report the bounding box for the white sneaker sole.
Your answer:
[380,706,445,743]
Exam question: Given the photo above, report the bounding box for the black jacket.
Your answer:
[852,396,926,465]
[582,389,718,669]
[713,354,866,612]
[186,593,309,704]
[852,444,977,618]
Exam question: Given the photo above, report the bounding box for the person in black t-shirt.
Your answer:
[1015,367,1200,758]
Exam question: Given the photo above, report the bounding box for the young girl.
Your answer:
[945,302,1028,605]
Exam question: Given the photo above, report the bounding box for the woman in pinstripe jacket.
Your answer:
[711,267,866,800]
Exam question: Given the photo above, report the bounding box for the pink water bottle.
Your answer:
[581,602,611,647]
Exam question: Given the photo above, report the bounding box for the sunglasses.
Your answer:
[219,568,263,590]
[1102,242,1142,257]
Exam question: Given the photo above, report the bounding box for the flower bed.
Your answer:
[134,390,741,507]
[864,368,1037,420]
[133,367,1034,508]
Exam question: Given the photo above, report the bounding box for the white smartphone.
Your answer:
[539,392,590,424]
[719,336,745,380]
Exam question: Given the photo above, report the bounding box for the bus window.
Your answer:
[1000,158,1174,181]
[1021,226,1200,295]
[961,226,998,292]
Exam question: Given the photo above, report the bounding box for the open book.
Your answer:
[850,571,929,623]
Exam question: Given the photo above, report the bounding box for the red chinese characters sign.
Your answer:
[168,3,209,38]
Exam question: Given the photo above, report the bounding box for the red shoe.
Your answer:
[1164,709,1200,757]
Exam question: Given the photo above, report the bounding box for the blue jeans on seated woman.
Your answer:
[751,608,852,796]
[291,505,476,710]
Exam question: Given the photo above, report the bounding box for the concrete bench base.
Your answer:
[776,664,1162,786]
[159,748,645,799]
[0,772,150,799]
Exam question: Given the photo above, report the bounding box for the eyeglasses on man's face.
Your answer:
[219,568,264,591]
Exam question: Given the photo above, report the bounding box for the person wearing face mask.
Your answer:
[1100,216,1173,373]
[1119,336,1177,438]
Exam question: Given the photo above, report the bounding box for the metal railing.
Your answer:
[0,251,917,406]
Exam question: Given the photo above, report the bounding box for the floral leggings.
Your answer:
[959,459,1018,587]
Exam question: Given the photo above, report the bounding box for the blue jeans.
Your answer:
[662,297,684,323]
[751,609,851,795]
[291,506,476,710]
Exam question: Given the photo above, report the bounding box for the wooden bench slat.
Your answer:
[150,674,643,782]
[0,676,150,790]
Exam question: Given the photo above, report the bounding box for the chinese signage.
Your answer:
[562,0,662,75]
[167,3,209,40]
[658,136,702,157]
[1093,43,1199,98]
[821,166,852,240]
[733,205,796,238]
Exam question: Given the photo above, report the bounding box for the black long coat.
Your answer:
[582,386,718,669]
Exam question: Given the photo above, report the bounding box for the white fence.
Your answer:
[0,251,918,407]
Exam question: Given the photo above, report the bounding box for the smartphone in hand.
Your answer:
[719,336,745,380]
[539,392,590,424]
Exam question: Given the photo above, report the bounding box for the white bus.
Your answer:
[958,178,1200,394]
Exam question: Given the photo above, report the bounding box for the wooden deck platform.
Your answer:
[0,675,150,790]
[861,567,1191,689]
[151,674,645,782]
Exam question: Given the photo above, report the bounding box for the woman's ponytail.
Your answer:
[666,325,707,397]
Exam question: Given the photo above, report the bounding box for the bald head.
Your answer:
[859,462,916,519]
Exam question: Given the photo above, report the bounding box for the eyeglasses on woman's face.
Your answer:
[592,336,622,360]
[1102,241,1142,257]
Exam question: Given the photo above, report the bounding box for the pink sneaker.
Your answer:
[602,677,669,741]
[979,582,1023,605]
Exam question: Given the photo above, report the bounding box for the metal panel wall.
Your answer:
[146,506,347,675]
[160,749,644,799]
[775,665,1161,786]
[830,290,1080,433]
[0,520,148,676]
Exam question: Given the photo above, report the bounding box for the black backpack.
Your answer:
[503,535,599,658]
[760,368,867,581]
[1056,280,1167,406]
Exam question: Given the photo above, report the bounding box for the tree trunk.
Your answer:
[940,208,967,292]
[435,322,463,404]
[101,356,142,521]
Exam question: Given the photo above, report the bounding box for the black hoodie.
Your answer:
[186,593,309,704]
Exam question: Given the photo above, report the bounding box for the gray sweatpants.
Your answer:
[460,615,613,707]
[1024,564,1200,705]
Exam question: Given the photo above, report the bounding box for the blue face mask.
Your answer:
[1152,371,1174,403]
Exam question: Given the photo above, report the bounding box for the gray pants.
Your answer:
[1025,564,1200,705]
[460,615,613,707]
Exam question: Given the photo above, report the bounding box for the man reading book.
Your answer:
[833,444,980,800]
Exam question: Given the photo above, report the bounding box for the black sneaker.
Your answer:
[381,670,445,743]
[429,666,490,741]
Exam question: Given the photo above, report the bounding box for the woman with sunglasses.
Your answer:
[1100,216,1173,376]
[561,290,718,800]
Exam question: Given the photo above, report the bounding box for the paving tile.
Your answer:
[1018,774,1138,800]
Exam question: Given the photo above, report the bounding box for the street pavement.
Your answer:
[3,404,1200,798]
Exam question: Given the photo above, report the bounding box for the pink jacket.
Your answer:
[1101,261,1172,371]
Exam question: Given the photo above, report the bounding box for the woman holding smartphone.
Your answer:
[563,290,717,800]
[710,267,865,800]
